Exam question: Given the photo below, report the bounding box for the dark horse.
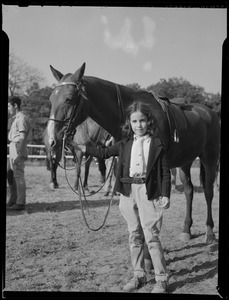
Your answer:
[44,117,109,191]
[47,63,220,243]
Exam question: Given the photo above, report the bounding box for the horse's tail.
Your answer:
[199,160,205,189]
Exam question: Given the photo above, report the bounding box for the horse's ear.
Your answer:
[71,62,86,82]
[50,65,64,81]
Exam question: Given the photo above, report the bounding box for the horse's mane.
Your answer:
[83,75,116,87]
[83,75,148,95]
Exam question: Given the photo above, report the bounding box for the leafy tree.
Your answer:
[126,83,142,90]
[126,77,221,118]
[7,53,54,143]
[21,85,52,143]
[204,92,221,118]
[8,52,45,97]
[146,77,207,104]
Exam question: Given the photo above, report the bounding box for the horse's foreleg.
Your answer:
[74,151,82,190]
[179,164,194,242]
[83,155,93,192]
[50,159,59,189]
[98,158,106,183]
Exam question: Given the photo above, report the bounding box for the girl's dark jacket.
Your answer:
[86,136,171,200]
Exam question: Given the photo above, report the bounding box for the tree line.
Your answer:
[8,53,221,145]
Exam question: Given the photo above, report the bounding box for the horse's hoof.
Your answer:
[50,183,59,190]
[84,187,90,193]
[204,233,216,244]
[179,232,191,242]
[49,183,55,190]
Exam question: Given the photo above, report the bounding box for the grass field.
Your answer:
[4,164,219,294]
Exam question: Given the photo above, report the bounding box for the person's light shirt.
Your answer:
[129,134,151,177]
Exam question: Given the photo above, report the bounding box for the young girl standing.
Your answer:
[68,101,171,293]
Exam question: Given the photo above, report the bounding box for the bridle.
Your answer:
[48,80,88,155]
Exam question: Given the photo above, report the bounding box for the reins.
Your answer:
[63,151,116,231]
[49,80,118,231]
[61,134,116,231]
[53,119,113,196]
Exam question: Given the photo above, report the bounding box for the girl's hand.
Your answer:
[158,197,170,209]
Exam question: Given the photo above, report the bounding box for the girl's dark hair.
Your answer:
[122,101,158,138]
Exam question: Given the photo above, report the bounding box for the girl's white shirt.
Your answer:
[129,134,151,177]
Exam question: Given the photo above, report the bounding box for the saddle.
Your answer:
[149,91,188,143]
[159,97,188,143]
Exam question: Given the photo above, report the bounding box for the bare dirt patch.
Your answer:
[5,163,219,294]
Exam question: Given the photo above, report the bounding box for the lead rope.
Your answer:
[64,125,113,197]
[54,131,114,197]
[77,158,116,231]
[62,135,116,231]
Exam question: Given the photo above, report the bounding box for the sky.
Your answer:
[2,6,227,94]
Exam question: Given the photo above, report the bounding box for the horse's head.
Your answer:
[47,62,88,152]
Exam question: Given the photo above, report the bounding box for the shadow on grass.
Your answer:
[169,259,218,293]
[165,234,218,253]
[166,236,218,294]
[6,197,120,215]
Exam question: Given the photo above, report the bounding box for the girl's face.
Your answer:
[130,110,148,137]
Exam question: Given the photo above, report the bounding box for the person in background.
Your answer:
[68,101,171,293]
[7,96,32,211]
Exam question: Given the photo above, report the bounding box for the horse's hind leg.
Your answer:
[179,162,194,242]
[200,159,218,243]
[171,168,177,191]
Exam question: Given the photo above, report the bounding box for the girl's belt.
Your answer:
[120,177,146,184]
